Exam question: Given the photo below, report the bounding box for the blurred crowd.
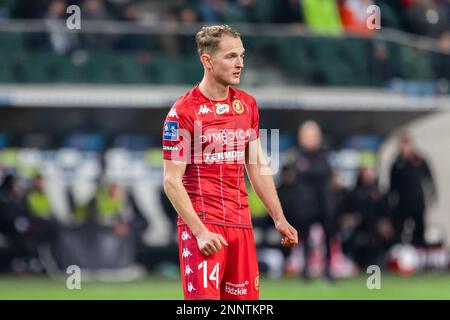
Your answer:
[2,0,450,47]
[0,121,442,278]
[0,173,148,274]
[273,121,437,280]
[0,0,448,277]
[3,0,450,39]
[0,0,448,89]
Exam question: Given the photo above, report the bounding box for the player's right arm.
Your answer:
[163,159,228,256]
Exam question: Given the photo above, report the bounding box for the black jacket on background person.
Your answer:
[343,179,395,268]
[389,153,436,246]
[290,147,335,228]
[287,147,336,279]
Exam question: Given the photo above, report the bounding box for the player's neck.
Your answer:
[198,78,229,101]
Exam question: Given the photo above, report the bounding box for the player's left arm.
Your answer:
[245,137,298,247]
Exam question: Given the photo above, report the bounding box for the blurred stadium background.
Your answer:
[0,0,450,299]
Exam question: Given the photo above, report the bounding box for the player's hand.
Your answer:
[275,220,298,248]
[196,231,228,257]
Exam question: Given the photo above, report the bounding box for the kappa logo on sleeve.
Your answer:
[163,121,179,141]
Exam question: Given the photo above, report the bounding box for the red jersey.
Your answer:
[162,84,260,228]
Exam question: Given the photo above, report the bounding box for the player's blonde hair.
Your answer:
[195,25,241,56]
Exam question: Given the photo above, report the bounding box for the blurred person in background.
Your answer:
[160,5,200,56]
[434,31,450,91]
[290,120,336,281]
[370,40,400,87]
[337,0,376,35]
[91,181,130,237]
[389,134,437,247]
[340,166,395,269]
[273,0,303,24]
[69,180,148,238]
[61,180,148,271]
[402,0,448,38]
[81,0,118,49]
[44,0,80,55]
[0,174,33,273]
[25,174,59,272]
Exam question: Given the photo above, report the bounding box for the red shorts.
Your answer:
[177,224,259,300]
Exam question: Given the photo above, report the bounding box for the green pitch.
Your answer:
[0,273,449,300]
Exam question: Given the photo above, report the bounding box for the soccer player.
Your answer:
[162,25,298,300]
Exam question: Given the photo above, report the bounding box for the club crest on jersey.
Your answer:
[198,104,212,115]
[215,103,230,115]
[163,121,179,141]
[232,99,244,114]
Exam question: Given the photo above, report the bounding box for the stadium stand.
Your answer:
[0,0,449,279]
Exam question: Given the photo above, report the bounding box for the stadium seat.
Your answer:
[82,52,118,84]
[150,54,202,84]
[113,53,148,84]
[51,54,85,83]
[0,148,18,169]
[17,148,42,178]
[113,134,154,151]
[0,51,14,82]
[276,37,318,84]
[18,52,54,83]
[340,38,371,85]
[0,32,24,54]
[104,148,133,182]
[63,133,106,151]
[0,133,9,149]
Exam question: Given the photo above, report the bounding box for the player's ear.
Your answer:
[200,54,212,70]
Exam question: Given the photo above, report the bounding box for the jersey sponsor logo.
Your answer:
[215,103,230,114]
[204,150,245,162]
[224,281,249,296]
[199,128,250,146]
[198,104,212,115]
[232,99,244,114]
[168,107,178,118]
[163,121,179,141]
[163,145,179,151]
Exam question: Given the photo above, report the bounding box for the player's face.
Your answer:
[209,35,245,86]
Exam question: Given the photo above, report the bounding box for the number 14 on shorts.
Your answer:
[198,261,220,289]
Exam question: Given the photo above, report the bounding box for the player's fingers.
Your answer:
[281,234,297,247]
[289,227,298,244]
[205,241,218,253]
[285,226,297,242]
[217,234,228,247]
[281,238,295,248]
[208,239,219,253]
[201,245,212,256]
[199,240,213,256]
[201,248,209,256]
[213,238,224,251]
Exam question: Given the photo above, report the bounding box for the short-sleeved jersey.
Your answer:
[162,84,260,228]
